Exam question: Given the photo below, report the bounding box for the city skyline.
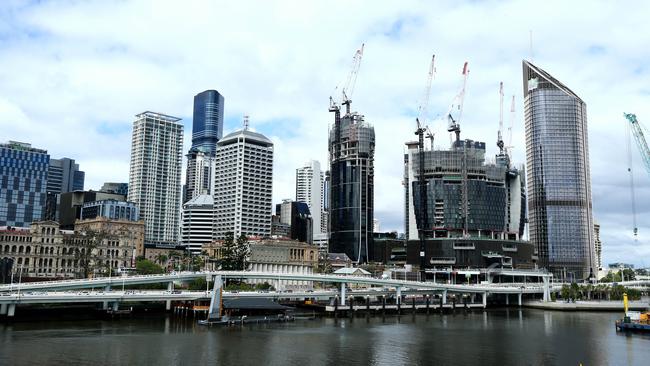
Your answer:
[0,1,648,265]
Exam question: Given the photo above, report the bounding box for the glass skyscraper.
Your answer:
[328,110,375,263]
[184,90,224,203]
[191,90,224,155]
[0,141,49,227]
[523,60,595,280]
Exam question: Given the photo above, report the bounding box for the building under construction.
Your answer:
[403,137,534,269]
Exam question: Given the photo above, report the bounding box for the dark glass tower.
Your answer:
[192,90,224,155]
[185,90,224,204]
[328,109,375,263]
[523,60,594,281]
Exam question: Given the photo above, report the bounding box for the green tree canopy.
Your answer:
[135,259,164,275]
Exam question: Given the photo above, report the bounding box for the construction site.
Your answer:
[402,59,534,273]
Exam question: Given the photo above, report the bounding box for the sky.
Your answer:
[0,0,648,266]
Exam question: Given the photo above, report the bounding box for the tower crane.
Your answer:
[623,112,650,236]
[505,95,515,161]
[447,62,469,144]
[414,54,435,282]
[497,82,505,155]
[329,44,365,161]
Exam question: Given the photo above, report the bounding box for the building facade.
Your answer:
[594,222,602,271]
[0,141,49,228]
[181,194,214,254]
[59,190,126,229]
[213,129,273,239]
[275,199,313,244]
[0,219,143,279]
[100,182,128,196]
[128,111,183,245]
[523,60,595,280]
[328,109,375,263]
[184,90,224,204]
[44,157,85,222]
[80,199,139,222]
[296,160,326,243]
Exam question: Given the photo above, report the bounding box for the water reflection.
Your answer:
[0,310,647,365]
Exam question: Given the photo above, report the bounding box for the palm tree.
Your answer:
[154,254,168,267]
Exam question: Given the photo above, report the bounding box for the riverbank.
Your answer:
[524,299,649,311]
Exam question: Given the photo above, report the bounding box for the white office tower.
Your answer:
[185,150,216,200]
[213,127,274,239]
[128,111,183,245]
[181,194,214,254]
[296,160,327,246]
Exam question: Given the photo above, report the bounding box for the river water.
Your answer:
[0,309,648,365]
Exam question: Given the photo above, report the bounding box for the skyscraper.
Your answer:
[523,60,594,280]
[213,127,273,239]
[44,157,85,221]
[181,194,214,254]
[0,141,49,227]
[328,107,375,263]
[184,90,224,203]
[128,111,183,245]
[296,160,325,243]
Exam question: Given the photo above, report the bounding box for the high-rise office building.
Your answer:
[523,60,594,280]
[181,194,214,254]
[100,182,128,196]
[44,157,85,221]
[128,111,183,245]
[594,222,602,271]
[184,90,224,203]
[275,199,313,244]
[296,160,326,243]
[0,141,49,227]
[213,128,273,239]
[47,158,84,194]
[328,107,375,263]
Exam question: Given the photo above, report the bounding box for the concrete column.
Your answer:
[0,303,7,315]
[340,283,346,306]
[167,282,173,291]
[103,301,109,310]
[442,290,447,305]
[112,301,119,311]
[518,293,522,307]
[396,287,402,305]
[482,292,487,308]
[542,276,550,302]
[105,285,111,292]
[166,300,172,311]
[505,294,509,306]
[7,304,15,317]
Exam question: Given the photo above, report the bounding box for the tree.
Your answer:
[235,234,250,271]
[135,259,164,275]
[220,232,237,270]
[71,229,110,278]
[154,254,168,267]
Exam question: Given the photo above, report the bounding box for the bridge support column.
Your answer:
[112,302,119,311]
[0,303,7,315]
[103,301,109,310]
[542,276,550,302]
[396,287,402,305]
[340,283,346,307]
[518,293,522,307]
[7,304,15,317]
[482,292,487,308]
[442,290,447,305]
[505,294,509,306]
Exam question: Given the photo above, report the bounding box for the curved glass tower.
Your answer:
[523,60,594,280]
[192,90,224,155]
[328,110,375,263]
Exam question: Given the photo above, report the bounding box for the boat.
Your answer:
[615,293,650,333]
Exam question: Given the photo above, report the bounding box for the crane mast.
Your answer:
[447,62,469,144]
[415,54,435,282]
[497,82,505,154]
[623,112,650,236]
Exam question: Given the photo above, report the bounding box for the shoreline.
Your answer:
[523,300,649,311]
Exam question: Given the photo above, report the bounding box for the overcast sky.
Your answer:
[0,0,648,266]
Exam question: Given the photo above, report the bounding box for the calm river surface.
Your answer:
[1,309,648,365]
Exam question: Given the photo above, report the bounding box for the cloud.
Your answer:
[0,0,649,265]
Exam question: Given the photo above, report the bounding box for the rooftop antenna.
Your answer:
[243,115,250,131]
[529,30,534,63]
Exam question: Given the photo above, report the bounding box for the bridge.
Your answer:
[0,270,560,318]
